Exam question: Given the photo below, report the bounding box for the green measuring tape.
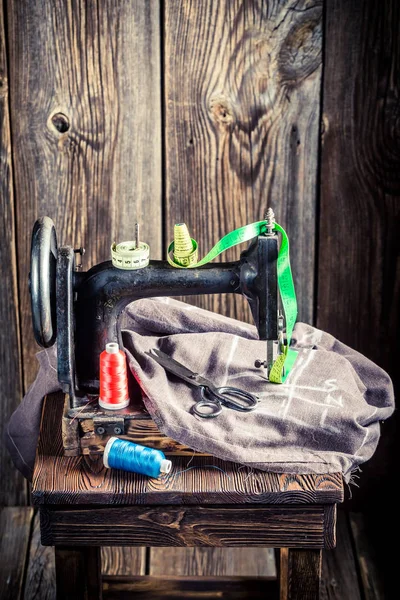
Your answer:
[167,220,298,383]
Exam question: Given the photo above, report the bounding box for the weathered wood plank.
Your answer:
[79,414,208,457]
[149,547,276,577]
[322,505,336,550]
[32,394,343,506]
[40,504,328,549]
[24,512,56,600]
[318,0,400,502]
[318,0,400,381]
[7,0,162,389]
[349,513,384,600]
[101,547,146,577]
[0,0,25,506]
[24,516,147,594]
[319,2,399,594]
[103,575,278,600]
[320,512,361,600]
[280,548,321,600]
[0,507,33,600]
[164,0,322,324]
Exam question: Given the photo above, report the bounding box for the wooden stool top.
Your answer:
[32,394,344,506]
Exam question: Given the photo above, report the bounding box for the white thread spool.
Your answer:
[111,223,150,270]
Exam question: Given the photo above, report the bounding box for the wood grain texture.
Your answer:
[149,547,276,577]
[40,504,328,548]
[101,547,146,577]
[21,514,147,594]
[0,507,33,600]
[23,512,56,600]
[6,0,162,389]
[103,575,278,600]
[322,505,336,550]
[318,0,400,380]
[349,512,384,600]
[79,413,208,457]
[68,396,207,457]
[0,1,25,506]
[319,6,400,593]
[320,511,361,600]
[164,0,322,324]
[280,548,321,600]
[317,0,400,507]
[32,394,343,506]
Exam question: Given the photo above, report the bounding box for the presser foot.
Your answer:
[254,311,285,380]
[254,340,283,380]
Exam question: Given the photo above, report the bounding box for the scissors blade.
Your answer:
[146,348,202,387]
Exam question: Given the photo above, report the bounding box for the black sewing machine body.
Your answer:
[30,217,279,409]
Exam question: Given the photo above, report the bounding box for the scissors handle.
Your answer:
[191,386,258,418]
[213,386,258,412]
[192,393,223,418]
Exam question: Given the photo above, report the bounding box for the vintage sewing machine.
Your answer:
[29,212,281,456]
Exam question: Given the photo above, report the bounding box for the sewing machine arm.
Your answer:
[30,217,278,405]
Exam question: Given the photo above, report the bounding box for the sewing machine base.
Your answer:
[61,395,208,458]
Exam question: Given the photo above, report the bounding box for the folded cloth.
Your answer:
[6,298,394,482]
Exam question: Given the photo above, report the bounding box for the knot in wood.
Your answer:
[51,112,70,133]
[278,6,322,85]
[209,95,235,127]
[142,509,184,529]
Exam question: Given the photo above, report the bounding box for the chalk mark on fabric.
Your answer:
[222,335,239,386]
[280,379,338,394]
[282,349,314,420]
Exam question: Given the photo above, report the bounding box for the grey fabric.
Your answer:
[5,298,394,482]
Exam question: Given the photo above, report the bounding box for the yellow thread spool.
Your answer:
[173,223,198,266]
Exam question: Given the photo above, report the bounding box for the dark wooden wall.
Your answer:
[0,0,398,561]
[319,0,400,498]
[318,0,400,587]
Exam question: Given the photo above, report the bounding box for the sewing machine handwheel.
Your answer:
[29,216,58,347]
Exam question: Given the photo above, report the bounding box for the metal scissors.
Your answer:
[146,348,258,418]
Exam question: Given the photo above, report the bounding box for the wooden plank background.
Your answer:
[6,0,162,389]
[0,0,399,585]
[318,0,400,590]
[0,1,25,506]
[319,0,400,499]
[165,0,322,323]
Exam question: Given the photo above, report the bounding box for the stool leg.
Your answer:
[280,548,322,600]
[55,546,102,600]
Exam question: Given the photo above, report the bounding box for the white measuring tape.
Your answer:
[111,241,150,270]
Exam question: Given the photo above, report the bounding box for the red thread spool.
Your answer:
[99,343,130,410]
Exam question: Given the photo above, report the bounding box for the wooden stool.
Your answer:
[33,395,343,599]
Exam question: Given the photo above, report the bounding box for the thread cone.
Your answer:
[173,223,198,266]
[173,223,193,257]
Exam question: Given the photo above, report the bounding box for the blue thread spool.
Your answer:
[103,437,172,478]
